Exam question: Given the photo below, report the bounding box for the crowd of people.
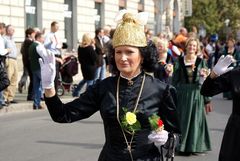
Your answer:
[0,21,71,109]
[0,10,239,161]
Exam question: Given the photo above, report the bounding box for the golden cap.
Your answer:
[112,13,147,48]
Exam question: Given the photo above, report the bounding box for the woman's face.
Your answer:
[227,40,235,48]
[157,42,165,53]
[115,46,143,77]
[186,40,198,55]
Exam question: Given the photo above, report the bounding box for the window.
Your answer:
[95,2,102,29]
[25,0,38,28]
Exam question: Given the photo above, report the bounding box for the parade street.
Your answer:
[0,94,231,161]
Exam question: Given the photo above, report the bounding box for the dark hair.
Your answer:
[0,22,6,29]
[109,41,158,74]
[62,42,68,49]
[25,27,35,38]
[51,21,58,27]
[95,28,103,37]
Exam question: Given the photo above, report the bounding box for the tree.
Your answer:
[184,0,240,40]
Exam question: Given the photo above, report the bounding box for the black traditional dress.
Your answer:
[201,67,240,161]
[45,72,180,161]
[222,47,240,99]
[154,53,175,84]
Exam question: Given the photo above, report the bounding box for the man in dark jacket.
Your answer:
[29,32,45,110]
[94,28,106,81]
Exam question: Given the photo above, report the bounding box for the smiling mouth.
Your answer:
[120,63,129,66]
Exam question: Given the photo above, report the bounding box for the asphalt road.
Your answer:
[0,94,232,161]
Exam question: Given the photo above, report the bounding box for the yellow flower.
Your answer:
[126,112,137,125]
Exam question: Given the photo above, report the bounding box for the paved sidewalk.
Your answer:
[0,90,74,115]
[0,56,83,115]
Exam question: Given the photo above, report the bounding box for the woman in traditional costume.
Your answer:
[153,37,175,84]
[40,11,180,161]
[172,37,212,155]
[201,55,239,161]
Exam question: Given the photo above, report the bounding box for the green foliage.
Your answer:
[184,0,240,39]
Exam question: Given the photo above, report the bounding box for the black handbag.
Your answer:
[160,132,177,161]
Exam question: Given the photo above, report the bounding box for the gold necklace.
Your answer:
[116,73,146,161]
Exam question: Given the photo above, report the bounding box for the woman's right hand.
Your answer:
[39,51,56,89]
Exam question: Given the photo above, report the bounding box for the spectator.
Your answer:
[0,22,10,107]
[29,32,45,110]
[18,27,36,101]
[0,63,9,92]
[205,35,217,69]
[3,25,18,105]
[94,28,106,81]
[146,29,154,42]
[172,27,188,52]
[0,57,10,109]
[44,21,63,90]
[72,33,97,97]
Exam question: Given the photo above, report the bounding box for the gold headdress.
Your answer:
[112,11,148,48]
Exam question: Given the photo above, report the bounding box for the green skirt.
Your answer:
[176,84,211,153]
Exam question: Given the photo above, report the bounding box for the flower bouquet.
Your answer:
[199,68,210,77]
[148,113,164,132]
[148,114,168,147]
[199,68,210,84]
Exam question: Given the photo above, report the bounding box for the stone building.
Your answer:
[0,0,186,50]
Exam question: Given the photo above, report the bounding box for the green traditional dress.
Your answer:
[172,56,211,153]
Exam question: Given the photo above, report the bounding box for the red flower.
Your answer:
[149,114,164,132]
[158,119,163,128]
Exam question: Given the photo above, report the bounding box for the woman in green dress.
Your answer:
[172,37,212,155]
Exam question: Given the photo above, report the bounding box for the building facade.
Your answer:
[0,0,185,50]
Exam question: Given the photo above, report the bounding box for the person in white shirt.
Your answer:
[44,21,63,90]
